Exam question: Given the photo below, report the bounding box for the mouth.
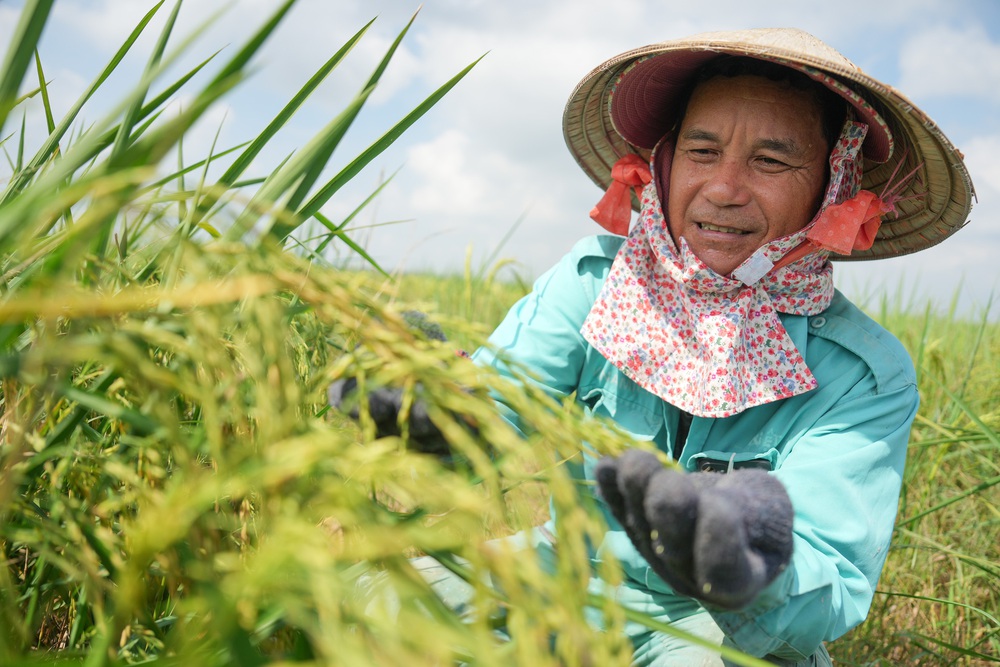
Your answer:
[697,222,751,235]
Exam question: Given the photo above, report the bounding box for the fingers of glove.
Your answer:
[327,385,404,438]
[691,490,768,609]
[401,310,448,342]
[616,450,664,537]
[642,468,701,596]
[406,397,450,449]
[689,470,794,609]
[366,386,405,427]
[596,450,660,513]
[327,377,359,411]
[328,378,403,426]
[595,451,662,565]
[717,470,794,561]
[642,468,725,552]
[615,450,662,498]
[406,396,433,436]
[367,389,452,452]
[594,457,628,522]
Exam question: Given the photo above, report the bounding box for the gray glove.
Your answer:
[594,450,794,610]
[327,311,467,457]
[327,380,450,456]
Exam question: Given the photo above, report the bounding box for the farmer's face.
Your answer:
[667,75,829,277]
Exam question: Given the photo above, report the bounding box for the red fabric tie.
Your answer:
[589,154,651,235]
[772,189,892,272]
[772,152,922,272]
[806,189,889,254]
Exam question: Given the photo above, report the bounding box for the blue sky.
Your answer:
[2,0,998,318]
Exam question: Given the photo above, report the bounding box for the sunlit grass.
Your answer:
[0,1,996,666]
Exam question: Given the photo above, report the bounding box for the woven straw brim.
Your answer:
[563,30,975,260]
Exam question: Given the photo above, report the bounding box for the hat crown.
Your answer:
[678,28,860,72]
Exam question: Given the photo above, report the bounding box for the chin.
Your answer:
[702,258,745,277]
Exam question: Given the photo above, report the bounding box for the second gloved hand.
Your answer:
[327,379,450,456]
[594,450,794,610]
[327,311,471,458]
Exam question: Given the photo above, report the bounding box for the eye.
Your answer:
[686,147,718,161]
[754,155,791,171]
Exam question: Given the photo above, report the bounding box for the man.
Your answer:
[470,28,974,665]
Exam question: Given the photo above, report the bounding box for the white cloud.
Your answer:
[898,25,1000,101]
[964,134,1000,194]
[405,130,492,214]
[51,1,160,55]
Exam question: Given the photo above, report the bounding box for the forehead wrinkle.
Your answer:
[755,137,804,157]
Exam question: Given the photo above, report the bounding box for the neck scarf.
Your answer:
[581,121,874,418]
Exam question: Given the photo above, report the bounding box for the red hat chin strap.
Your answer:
[589,154,651,235]
[772,145,922,272]
[772,190,888,271]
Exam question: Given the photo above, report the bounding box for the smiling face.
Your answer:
[666,74,830,276]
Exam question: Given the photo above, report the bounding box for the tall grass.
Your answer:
[831,300,999,665]
[0,2,996,666]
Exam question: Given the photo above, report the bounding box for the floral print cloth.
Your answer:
[581,120,872,418]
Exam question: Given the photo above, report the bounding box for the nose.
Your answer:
[701,158,752,207]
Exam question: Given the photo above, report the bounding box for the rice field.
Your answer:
[0,1,996,665]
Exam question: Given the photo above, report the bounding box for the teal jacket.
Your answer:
[473,235,918,659]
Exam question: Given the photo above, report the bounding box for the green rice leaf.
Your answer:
[207,0,296,88]
[0,0,53,134]
[108,0,175,163]
[0,1,165,204]
[313,169,398,257]
[140,141,251,194]
[32,52,55,134]
[279,13,417,214]
[264,13,422,240]
[42,369,118,449]
[897,630,999,662]
[313,211,389,278]
[188,18,376,235]
[218,19,375,191]
[223,85,375,242]
[56,382,162,436]
[897,472,1000,528]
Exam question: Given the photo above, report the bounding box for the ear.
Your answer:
[652,132,676,210]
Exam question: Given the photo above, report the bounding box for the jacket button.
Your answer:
[811,316,827,328]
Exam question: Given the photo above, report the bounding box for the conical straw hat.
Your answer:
[562,28,975,260]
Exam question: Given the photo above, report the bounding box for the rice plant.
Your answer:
[1,1,996,666]
[829,300,1000,665]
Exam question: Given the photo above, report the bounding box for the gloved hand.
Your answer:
[327,311,464,457]
[594,450,794,610]
[327,379,450,456]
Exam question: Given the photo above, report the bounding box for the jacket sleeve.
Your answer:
[708,324,919,660]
